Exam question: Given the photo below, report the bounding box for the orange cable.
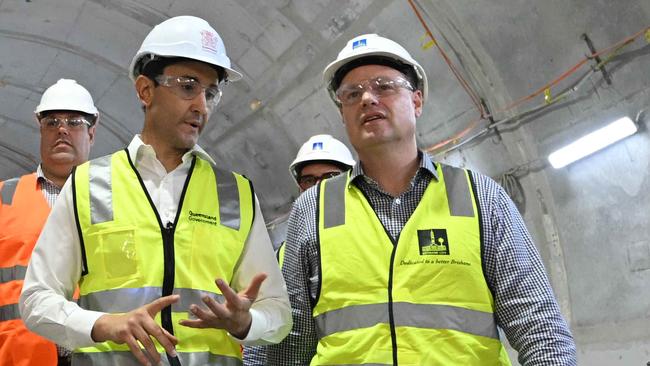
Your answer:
[497,58,589,112]
[497,26,648,113]
[424,117,483,153]
[425,25,649,153]
[407,0,486,117]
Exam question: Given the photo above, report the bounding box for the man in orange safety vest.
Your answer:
[0,79,98,366]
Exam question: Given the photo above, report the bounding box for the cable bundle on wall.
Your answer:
[407,0,649,156]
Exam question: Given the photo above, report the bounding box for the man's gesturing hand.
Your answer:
[91,294,180,366]
[179,273,267,339]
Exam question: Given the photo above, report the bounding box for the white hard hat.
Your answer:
[289,134,356,181]
[129,15,242,82]
[323,33,428,104]
[34,79,98,116]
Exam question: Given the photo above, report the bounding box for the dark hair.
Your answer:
[330,56,418,93]
[295,159,351,178]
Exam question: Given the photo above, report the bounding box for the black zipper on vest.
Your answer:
[161,221,181,366]
[387,243,399,366]
[356,187,401,366]
[125,149,196,366]
[161,221,176,329]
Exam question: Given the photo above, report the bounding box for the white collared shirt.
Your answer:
[36,164,61,207]
[20,136,291,349]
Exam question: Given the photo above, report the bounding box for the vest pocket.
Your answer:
[95,226,141,280]
[188,224,236,289]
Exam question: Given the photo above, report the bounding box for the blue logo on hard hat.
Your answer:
[312,142,324,150]
[352,39,367,49]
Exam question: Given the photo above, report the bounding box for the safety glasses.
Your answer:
[155,75,222,108]
[335,76,414,106]
[297,171,342,190]
[39,116,91,131]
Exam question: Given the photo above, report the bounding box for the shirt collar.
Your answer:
[127,135,216,166]
[36,164,46,181]
[349,150,439,183]
[36,164,57,186]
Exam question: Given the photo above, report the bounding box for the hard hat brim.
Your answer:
[129,52,243,82]
[323,51,428,101]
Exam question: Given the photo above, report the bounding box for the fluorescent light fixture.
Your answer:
[548,116,637,169]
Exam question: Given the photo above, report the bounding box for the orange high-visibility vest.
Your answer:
[0,173,58,365]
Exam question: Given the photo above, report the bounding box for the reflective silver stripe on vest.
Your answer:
[315,302,498,340]
[323,174,348,229]
[1,177,19,205]
[0,303,20,321]
[315,303,388,339]
[0,265,27,283]
[440,165,474,217]
[213,167,240,230]
[72,350,242,366]
[78,287,225,313]
[89,155,113,224]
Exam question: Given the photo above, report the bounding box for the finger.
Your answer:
[215,279,241,308]
[178,304,217,329]
[161,327,179,346]
[192,302,222,321]
[241,273,267,301]
[146,294,180,316]
[132,326,161,365]
[141,319,177,357]
[125,335,151,366]
[178,317,208,328]
[202,295,230,319]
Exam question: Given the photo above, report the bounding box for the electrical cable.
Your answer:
[407,0,487,118]
[422,26,649,155]
[495,27,647,114]
[498,171,526,213]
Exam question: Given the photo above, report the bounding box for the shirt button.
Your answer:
[395,198,401,205]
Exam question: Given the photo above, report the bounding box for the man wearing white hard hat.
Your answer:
[278,134,356,260]
[279,134,355,260]
[243,134,354,365]
[1,78,98,366]
[266,34,577,365]
[21,16,291,366]
[289,134,355,192]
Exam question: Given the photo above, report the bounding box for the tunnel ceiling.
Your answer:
[0,0,648,220]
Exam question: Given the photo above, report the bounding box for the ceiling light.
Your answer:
[548,116,638,169]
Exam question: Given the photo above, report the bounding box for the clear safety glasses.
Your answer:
[155,75,222,108]
[39,116,91,131]
[335,76,414,106]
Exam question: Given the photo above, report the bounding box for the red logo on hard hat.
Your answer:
[200,30,218,54]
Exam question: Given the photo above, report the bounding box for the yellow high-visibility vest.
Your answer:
[72,150,253,366]
[313,164,511,365]
[276,242,285,268]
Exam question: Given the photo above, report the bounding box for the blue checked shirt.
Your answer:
[247,152,577,366]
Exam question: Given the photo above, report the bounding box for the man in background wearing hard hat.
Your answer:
[0,79,98,366]
[279,134,355,262]
[289,134,356,194]
[266,34,578,365]
[243,134,354,366]
[20,16,291,366]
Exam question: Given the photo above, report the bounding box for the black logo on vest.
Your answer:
[188,210,218,226]
[417,229,449,255]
